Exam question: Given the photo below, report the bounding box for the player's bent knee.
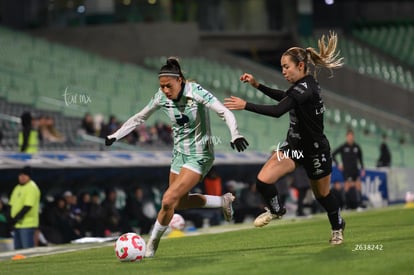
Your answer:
[161,194,180,211]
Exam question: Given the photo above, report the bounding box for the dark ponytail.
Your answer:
[158,57,186,80]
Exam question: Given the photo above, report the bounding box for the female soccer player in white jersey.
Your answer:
[105,57,249,257]
[224,32,346,245]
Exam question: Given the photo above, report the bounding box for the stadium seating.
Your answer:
[0,26,413,167]
[300,35,414,91]
[0,26,159,122]
[352,24,414,68]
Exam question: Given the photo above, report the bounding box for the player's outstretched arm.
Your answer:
[105,98,161,146]
[208,99,249,152]
[240,73,285,101]
[225,95,294,118]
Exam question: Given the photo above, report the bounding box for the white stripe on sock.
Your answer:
[204,195,222,208]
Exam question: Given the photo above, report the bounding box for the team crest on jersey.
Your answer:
[186,99,197,107]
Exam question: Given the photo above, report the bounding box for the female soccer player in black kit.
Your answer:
[224,32,345,245]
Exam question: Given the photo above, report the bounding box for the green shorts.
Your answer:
[170,150,214,178]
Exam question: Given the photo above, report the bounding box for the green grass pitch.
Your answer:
[2,206,413,275]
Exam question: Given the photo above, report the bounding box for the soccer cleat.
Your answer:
[221,192,235,222]
[253,207,286,227]
[144,238,160,258]
[329,220,346,245]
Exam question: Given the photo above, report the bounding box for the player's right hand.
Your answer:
[105,137,116,146]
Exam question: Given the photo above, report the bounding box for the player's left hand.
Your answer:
[231,137,249,152]
[224,96,247,110]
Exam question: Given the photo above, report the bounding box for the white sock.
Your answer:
[204,195,222,208]
[38,231,48,244]
[150,220,169,240]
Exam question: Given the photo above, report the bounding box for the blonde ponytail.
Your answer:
[283,31,344,78]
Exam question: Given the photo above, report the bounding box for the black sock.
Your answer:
[256,179,283,214]
[317,192,343,230]
[357,190,363,206]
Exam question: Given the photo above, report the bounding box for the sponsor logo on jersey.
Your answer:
[299,82,308,89]
[313,168,324,175]
[294,86,305,94]
[315,105,326,115]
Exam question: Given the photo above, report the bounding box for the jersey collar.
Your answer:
[172,82,186,102]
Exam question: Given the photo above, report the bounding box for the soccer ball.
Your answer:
[114,232,146,262]
[169,213,185,231]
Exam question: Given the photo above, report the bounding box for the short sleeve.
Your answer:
[23,183,38,207]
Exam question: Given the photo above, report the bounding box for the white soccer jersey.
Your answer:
[108,82,243,155]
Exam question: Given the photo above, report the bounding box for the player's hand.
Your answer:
[105,137,116,146]
[360,169,366,177]
[224,96,247,110]
[240,73,259,88]
[7,217,17,228]
[231,137,249,152]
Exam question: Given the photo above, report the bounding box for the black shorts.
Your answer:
[343,170,360,182]
[277,143,332,180]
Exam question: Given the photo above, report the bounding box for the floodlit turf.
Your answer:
[2,206,413,275]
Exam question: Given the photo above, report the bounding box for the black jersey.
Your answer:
[332,142,364,173]
[285,75,328,153]
[245,74,329,154]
